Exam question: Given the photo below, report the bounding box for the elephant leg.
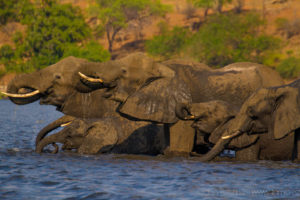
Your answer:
[294,129,300,161]
[235,144,259,161]
[166,120,195,156]
[78,121,118,154]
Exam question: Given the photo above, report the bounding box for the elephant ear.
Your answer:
[118,76,192,123]
[271,87,300,139]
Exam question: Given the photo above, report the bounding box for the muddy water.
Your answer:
[0,100,299,199]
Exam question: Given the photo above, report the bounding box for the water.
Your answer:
[0,100,299,200]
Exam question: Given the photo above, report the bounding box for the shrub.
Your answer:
[5,0,93,72]
[146,26,191,59]
[186,12,281,67]
[89,0,170,52]
[0,0,34,25]
[63,41,110,62]
[275,17,300,38]
[0,45,15,60]
[276,57,300,79]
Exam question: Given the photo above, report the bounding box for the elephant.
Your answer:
[175,100,237,154]
[77,52,284,156]
[3,56,119,118]
[2,56,166,155]
[202,79,300,161]
[36,115,167,155]
[175,100,295,161]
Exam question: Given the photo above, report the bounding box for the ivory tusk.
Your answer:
[222,130,241,140]
[78,72,103,83]
[60,121,72,127]
[1,90,40,98]
[184,115,195,120]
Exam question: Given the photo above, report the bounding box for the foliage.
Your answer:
[0,0,34,25]
[21,1,91,69]
[146,26,191,59]
[0,0,97,73]
[190,0,232,17]
[63,41,110,62]
[276,57,300,79]
[0,45,15,60]
[275,17,300,39]
[89,0,170,52]
[186,12,281,67]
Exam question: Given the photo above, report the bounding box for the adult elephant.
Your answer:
[2,56,166,155]
[77,53,284,156]
[36,115,166,155]
[3,56,118,118]
[206,79,300,161]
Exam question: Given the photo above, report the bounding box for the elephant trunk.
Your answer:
[6,73,42,105]
[194,136,233,161]
[35,115,75,147]
[36,131,68,154]
[175,103,194,120]
[193,120,240,161]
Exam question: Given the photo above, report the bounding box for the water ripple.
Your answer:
[0,100,300,199]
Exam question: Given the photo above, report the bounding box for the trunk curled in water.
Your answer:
[35,115,75,147]
[36,132,66,154]
[191,137,232,161]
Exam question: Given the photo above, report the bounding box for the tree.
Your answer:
[17,0,91,69]
[146,26,191,59]
[0,0,99,73]
[191,0,232,18]
[89,0,170,53]
[0,0,33,25]
[190,0,214,19]
[215,0,232,13]
[187,12,281,67]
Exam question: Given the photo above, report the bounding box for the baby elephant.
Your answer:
[175,100,237,154]
[35,115,167,155]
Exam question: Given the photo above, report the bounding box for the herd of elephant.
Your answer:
[3,53,300,162]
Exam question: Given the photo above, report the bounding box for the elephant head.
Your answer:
[175,101,237,134]
[222,85,300,141]
[3,56,118,118]
[78,53,192,123]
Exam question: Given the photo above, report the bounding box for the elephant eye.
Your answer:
[250,115,258,120]
[247,107,258,120]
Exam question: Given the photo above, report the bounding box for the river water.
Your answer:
[0,100,299,199]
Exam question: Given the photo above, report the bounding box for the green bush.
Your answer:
[0,45,15,60]
[146,26,191,59]
[187,12,281,67]
[276,57,300,79]
[1,0,96,72]
[0,0,34,25]
[63,41,110,62]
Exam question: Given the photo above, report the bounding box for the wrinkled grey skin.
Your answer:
[78,53,284,158]
[175,101,237,154]
[36,115,166,155]
[6,57,166,155]
[210,79,300,161]
[6,56,118,118]
[176,100,296,161]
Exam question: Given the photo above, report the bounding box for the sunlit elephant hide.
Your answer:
[4,56,166,156]
[4,56,118,118]
[35,115,167,155]
[208,79,300,161]
[78,53,284,157]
